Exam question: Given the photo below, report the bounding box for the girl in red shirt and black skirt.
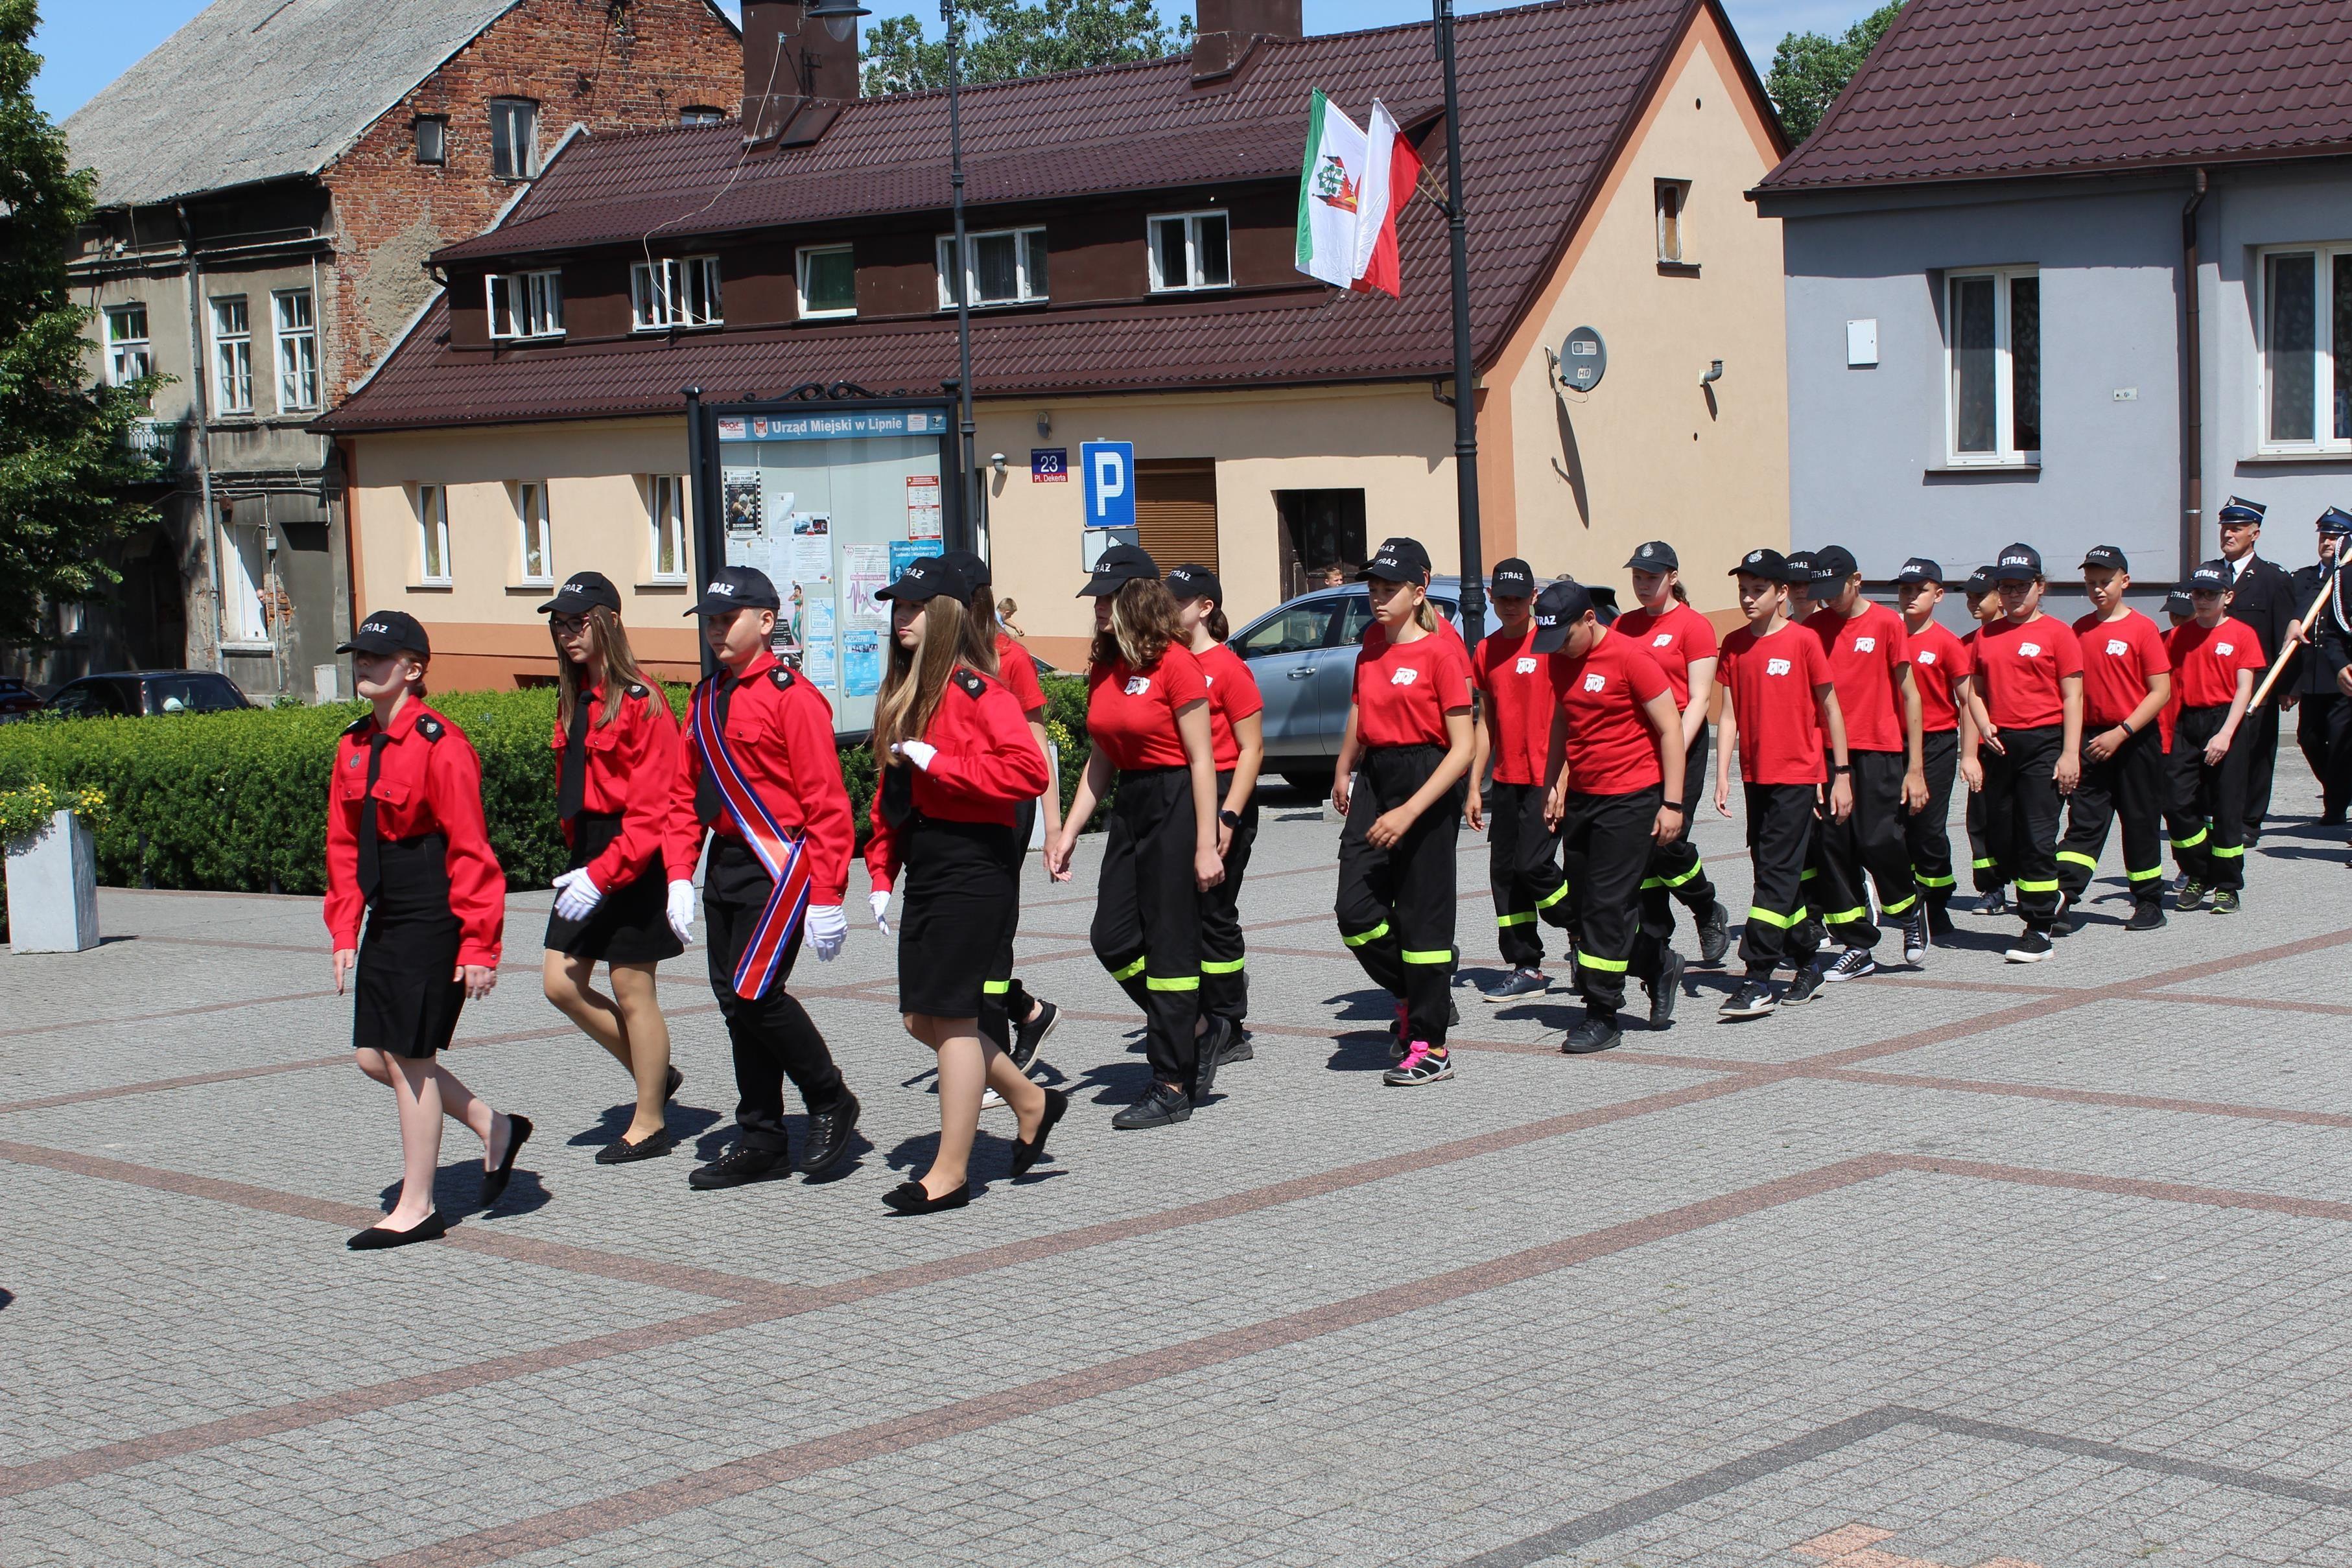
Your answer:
[1168,563,1265,1049]
[1046,544,1227,1130]
[867,556,1061,1213]
[325,612,528,1250]
[537,572,687,1164]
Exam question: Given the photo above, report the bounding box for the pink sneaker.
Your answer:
[1383,1042,1453,1086]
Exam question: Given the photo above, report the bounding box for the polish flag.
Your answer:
[1350,99,1420,299]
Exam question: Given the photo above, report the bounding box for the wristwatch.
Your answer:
[1831,763,1854,775]
[1217,808,1242,828]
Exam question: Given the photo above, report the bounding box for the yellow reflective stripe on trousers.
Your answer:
[1656,858,1705,888]
[1400,948,1454,965]
[1639,877,1666,891]
[1577,952,1630,972]
[2014,877,2060,893]
[983,980,1012,995]
[1535,882,1571,910]
[1801,867,1821,881]
[2210,845,2246,858]
[1915,871,1957,888]
[1820,906,1868,924]
[2056,850,2099,871]
[1110,955,1148,981]
[1878,893,1918,915]
[1496,911,1536,928]
[1144,974,1200,991]
[2171,828,2207,850]
[2126,865,2165,882]
[1971,857,1999,870]
[1746,904,1807,929]
[1343,922,1390,948]
[1201,958,1245,974]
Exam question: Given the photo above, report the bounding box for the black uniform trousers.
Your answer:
[1487,778,1570,970]
[1560,786,1667,1018]
[980,795,1041,1055]
[2056,724,2166,907]
[2170,705,2253,891]
[1741,782,1823,979]
[1337,745,1463,1048]
[1981,724,2064,929]
[1640,729,1718,942]
[1966,782,2005,895]
[1907,729,1960,908]
[2242,701,2283,841]
[1092,767,1206,1092]
[1200,771,1258,1023]
[2296,692,2352,823]
[1816,749,1921,947]
[702,838,850,1153]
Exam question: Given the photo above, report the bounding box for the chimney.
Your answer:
[741,1,860,146]
[1191,0,1301,86]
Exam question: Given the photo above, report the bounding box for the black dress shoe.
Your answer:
[1112,1081,1192,1129]
[594,1129,676,1165]
[1646,948,1685,1028]
[1561,1013,1621,1055]
[347,1211,447,1250]
[794,1093,860,1175]
[1010,1088,1069,1177]
[1695,902,1732,966]
[480,1114,533,1208]
[1216,1022,1254,1063]
[688,1145,790,1190]
[663,1065,684,1101]
[1192,1016,1233,1101]
[883,1179,970,1215]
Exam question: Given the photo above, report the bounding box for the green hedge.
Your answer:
[0,672,1100,895]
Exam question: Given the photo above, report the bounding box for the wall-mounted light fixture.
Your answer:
[1036,410,1052,439]
[1700,359,1724,388]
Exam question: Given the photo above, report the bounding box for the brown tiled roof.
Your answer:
[1758,0,2352,194]
[325,0,1750,433]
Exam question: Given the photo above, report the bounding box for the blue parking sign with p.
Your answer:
[1081,441,1135,528]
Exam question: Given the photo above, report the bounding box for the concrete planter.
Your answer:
[6,810,101,954]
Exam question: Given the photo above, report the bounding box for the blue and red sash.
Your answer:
[690,680,814,999]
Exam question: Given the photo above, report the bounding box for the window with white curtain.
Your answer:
[648,474,687,582]
[416,485,451,585]
[490,99,538,178]
[273,289,317,410]
[1944,268,2040,464]
[105,304,151,386]
[488,270,563,338]
[629,256,722,330]
[1147,211,1231,292]
[211,296,253,414]
[2259,244,2352,451]
[515,482,552,585]
[936,226,1048,308]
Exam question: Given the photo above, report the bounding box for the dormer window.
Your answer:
[938,226,1048,309]
[1148,211,1230,293]
[488,270,564,340]
[631,256,722,330]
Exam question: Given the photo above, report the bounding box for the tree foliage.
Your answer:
[861,0,1191,97]
[0,0,162,644]
[1766,1,1903,146]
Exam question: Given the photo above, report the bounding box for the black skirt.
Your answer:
[354,835,467,1059]
[544,812,684,964]
[897,814,1020,1018]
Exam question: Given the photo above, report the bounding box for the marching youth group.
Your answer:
[323,495,2352,1246]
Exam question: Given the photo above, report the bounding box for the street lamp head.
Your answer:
[807,0,869,42]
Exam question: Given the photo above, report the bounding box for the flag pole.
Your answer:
[1435,0,1484,634]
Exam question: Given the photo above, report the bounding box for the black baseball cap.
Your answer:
[938,548,990,591]
[2165,589,2196,616]
[2218,495,2266,525]
[1964,567,1993,596]
[1359,537,1432,585]
[338,610,430,659]
[1988,543,2044,583]
[876,555,965,604]
[2079,544,2129,572]
[1078,541,1159,598]
[537,570,622,616]
[1528,579,1596,654]
[1626,541,1679,571]
[1165,563,1223,605]
[1807,544,1859,583]
[1490,558,1536,598]
[685,565,782,616]
[1730,547,1804,585]
[2189,559,2233,591]
[2318,506,2352,537]
[1895,557,1944,585]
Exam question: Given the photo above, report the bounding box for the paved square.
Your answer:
[6,764,2352,1567]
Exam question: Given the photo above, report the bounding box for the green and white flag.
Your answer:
[1295,89,1369,289]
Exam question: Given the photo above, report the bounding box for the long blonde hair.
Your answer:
[553,605,658,729]
[1088,578,1186,672]
[872,596,993,755]
[958,589,1004,679]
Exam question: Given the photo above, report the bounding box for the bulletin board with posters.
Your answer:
[689,395,966,736]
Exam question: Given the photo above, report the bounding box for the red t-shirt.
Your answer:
[1551,630,1671,795]
[1974,615,2084,731]
[1719,622,1833,786]
[2071,609,2171,730]
[994,631,1046,716]
[1804,602,1911,753]
[1353,625,1475,748]
[1472,625,1557,786]
[1612,602,1719,710]
[1905,620,1971,733]
[1086,644,1208,771]
[2166,616,2266,708]
[1193,640,1264,771]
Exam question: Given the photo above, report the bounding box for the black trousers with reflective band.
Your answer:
[1487,778,1568,970]
[2242,700,2282,839]
[1560,786,1666,1017]
[1817,748,1920,946]
[1337,745,1462,1048]
[1966,777,2005,893]
[1640,727,1717,940]
[1092,767,1206,1091]
[703,838,849,1151]
[1906,729,1960,907]
[2058,723,2166,904]
[1741,782,1822,978]
[980,795,1041,1054]
[1981,723,2064,929]
[2296,690,2352,822]
[1200,771,1258,1022]
[2169,706,2253,891]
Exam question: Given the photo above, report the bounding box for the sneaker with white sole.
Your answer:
[1820,947,1877,983]
[1383,1042,1454,1085]
[1719,979,1777,1019]
[1481,967,1549,1001]
[1902,909,1929,966]
[2005,928,2054,963]
[1781,967,1826,1005]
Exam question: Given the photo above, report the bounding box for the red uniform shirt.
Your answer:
[664,651,854,904]
[1087,644,1209,771]
[1719,622,1833,786]
[1612,601,1719,710]
[1472,625,1557,786]
[1192,640,1264,771]
[2167,616,2266,708]
[2071,609,2172,730]
[1352,624,1476,748]
[994,631,1046,716]
[1974,615,2084,731]
[549,682,682,891]
[324,701,507,967]
[1804,602,1911,753]
[864,668,1054,892]
[1550,629,1672,795]
[1904,620,1971,733]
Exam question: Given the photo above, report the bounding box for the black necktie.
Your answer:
[558,696,591,821]
[357,732,388,903]
[695,675,736,826]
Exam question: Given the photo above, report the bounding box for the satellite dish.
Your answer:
[1558,325,1607,392]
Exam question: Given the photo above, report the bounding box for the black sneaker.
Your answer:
[1481,967,1550,1001]
[688,1145,790,1190]
[794,1093,860,1175]
[1646,948,1685,1028]
[1901,909,1929,966]
[1781,967,1826,1005]
[1216,1022,1254,1064]
[1112,1081,1192,1129]
[2005,928,2054,964]
[2211,889,2240,914]
[2125,901,2167,931]
[1009,998,1059,1073]
[1192,1015,1232,1101]
[1979,888,2009,917]
[1820,947,1877,983]
[1561,1012,1622,1055]
[1695,902,1732,966]
[1719,979,1777,1019]
[2176,880,2207,911]
[2051,893,2078,935]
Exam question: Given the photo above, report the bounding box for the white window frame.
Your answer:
[488,270,564,339]
[272,288,318,411]
[414,115,447,165]
[415,484,451,586]
[515,482,553,587]
[210,296,253,415]
[489,98,539,180]
[104,304,151,386]
[1655,178,1691,264]
[629,255,722,331]
[219,517,272,648]
[1942,266,2041,467]
[679,106,724,126]
[936,226,1048,309]
[2255,242,2352,454]
[796,244,858,318]
[1146,210,1232,294]
[647,474,688,583]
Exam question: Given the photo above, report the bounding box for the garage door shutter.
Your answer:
[1135,460,1218,577]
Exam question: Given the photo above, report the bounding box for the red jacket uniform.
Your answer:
[864,668,1053,892]
[550,681,682,890]
[664,651,854,905]
[324,701,506,967]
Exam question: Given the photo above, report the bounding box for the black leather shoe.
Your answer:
[1010,999,1059,1072]
[1695,902,1732,966]
[1216,1022,1254,1063]
[663,1065,684,1101]
[347,1211,447,1250]
[1192,1016,1232,1101]
[2125,900,2167,931]
[1646,948,1685,1028]
[795,1093,860,1175]
[688,1145,790,1189]
[1010,1088,1070,1177]
[1112,1081,1192,1129]
[883,1179,970,1215]
[480,1114,532,1208]
[595,1129,676,1165]
[1561,1013,1621,1055]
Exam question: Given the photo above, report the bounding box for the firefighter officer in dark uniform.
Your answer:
[2213,497,2298,840]
[2287,507,2352,828]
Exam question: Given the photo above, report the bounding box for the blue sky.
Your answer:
[30,0,1867,121]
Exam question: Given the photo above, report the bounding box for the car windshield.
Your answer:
[147,675,244,714]
[1237,601,1338,657]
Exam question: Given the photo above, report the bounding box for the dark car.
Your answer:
[45,670,254,718]
[0,678,41,723]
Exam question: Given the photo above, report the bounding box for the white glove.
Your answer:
[806,902,849,962]
[892,740,938,771]
[869,887,892,935]
[552,867,603,923]
[666,880,696,944]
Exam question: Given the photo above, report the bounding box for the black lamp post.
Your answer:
[940,0,980,553]
[1435,0,1483,633]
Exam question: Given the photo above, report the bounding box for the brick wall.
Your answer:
[321,0,744,400]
